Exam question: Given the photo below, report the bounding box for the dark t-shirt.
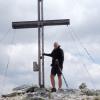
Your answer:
[44,46,64,68]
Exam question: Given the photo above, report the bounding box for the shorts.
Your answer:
[51,66,63,76]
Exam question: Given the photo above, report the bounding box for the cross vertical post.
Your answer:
[38,0,45,88]
[41,0,45,88]
[38,0,41,88]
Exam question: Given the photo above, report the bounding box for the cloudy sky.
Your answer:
[0,0,100,94]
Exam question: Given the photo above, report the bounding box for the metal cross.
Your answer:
[12,0,70,88]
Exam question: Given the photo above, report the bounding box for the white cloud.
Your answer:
[89,63,100,77]
[65,52,78,61]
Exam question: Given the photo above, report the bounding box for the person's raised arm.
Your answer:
[43,53,52,57]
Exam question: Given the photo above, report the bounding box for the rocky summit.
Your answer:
[1,83,100,100]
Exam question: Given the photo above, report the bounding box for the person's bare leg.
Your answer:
[58,75,62,89]
[50,74,55,88]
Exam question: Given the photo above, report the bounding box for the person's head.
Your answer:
[54,42,59,49]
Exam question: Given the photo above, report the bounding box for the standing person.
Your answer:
[43,42,64,92]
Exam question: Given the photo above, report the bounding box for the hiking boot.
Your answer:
[51,88,56,92]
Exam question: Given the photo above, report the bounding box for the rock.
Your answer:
[96,90,100,96]
[2,91,25,98]
[1,83,100,100]
[79,83,98,96]
[80,88,99,96]
[93,96,100,100]
[79,83,87,90]
[13,84,32,91]
[13,84,38,93]
[26,86,38,93]
[34,87,46,92]
[22,96,45,100]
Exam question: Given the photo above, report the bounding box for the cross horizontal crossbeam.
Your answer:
[12,19,70,29]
